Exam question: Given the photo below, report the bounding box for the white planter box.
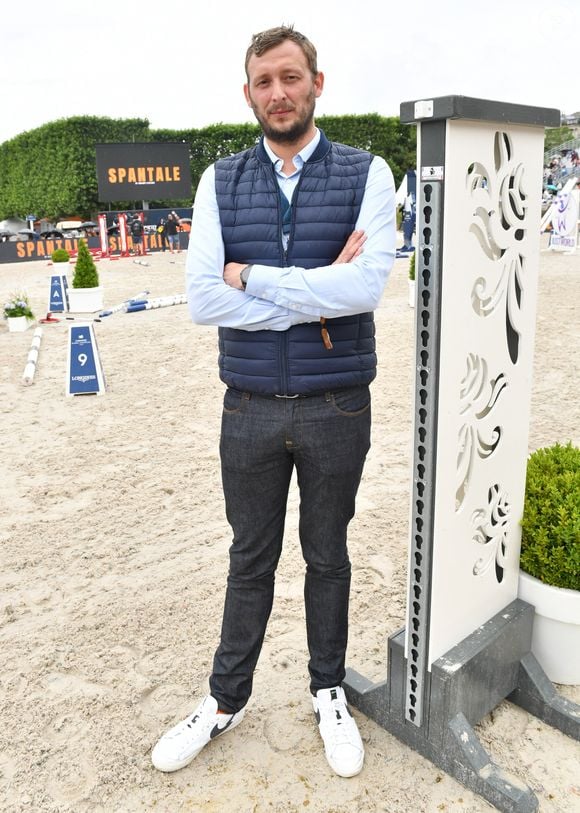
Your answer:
[68,286,103,313]
[7,316,33,332]
[408,278,416,308]
[518,570,580,685]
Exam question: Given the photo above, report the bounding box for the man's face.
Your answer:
[244,40,324,146]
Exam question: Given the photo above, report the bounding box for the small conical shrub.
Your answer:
[72,240,99,289]
[51,248,70,263]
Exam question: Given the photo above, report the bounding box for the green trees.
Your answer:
[544,125,574,152]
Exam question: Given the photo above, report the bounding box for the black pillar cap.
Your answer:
[400,95,560,127]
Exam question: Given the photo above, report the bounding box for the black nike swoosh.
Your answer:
[209,715,236,740]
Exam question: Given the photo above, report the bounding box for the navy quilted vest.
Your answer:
[215,130,375,395]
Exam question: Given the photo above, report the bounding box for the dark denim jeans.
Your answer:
[209,385,371,713]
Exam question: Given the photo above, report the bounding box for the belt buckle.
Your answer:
[274,393,300,399]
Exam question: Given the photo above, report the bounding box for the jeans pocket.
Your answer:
[223,388,244,414]
[330,386,371,417]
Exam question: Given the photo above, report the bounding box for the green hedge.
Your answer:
[0,116,150,220]
[0,114,416,221]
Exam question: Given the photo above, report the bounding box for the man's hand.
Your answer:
[333,229,366,264]
[223,262,246,289]
[223,229,366,287]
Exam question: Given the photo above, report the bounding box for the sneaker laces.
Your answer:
[319,694,357,747]
[173,700,217,740]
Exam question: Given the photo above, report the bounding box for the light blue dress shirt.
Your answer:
[185,129,396,331]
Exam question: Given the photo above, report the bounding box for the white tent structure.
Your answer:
[0,217,27,234]
[395,169,416,208]
[396,175,409,207]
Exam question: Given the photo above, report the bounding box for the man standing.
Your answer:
[130,213,145,257]
[165,213,181,254]
[152,25,395,778]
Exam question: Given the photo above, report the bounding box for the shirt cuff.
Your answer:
[244,263,284,301]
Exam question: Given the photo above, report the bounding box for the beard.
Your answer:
[250,88,316,145]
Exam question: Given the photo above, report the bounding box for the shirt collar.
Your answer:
[264,128,321,175]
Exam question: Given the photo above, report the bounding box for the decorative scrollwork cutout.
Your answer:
[456,355,507,511]
[471,484,510,583]
[467,132,528,364]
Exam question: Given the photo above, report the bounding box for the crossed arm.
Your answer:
[185,157,396,331]
[222,229,367,290]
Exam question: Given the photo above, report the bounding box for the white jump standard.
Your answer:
[342,96,579,813]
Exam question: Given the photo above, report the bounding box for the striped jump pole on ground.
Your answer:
[99,291,150,318]
[125,294,187,313]
[22,327,43,386]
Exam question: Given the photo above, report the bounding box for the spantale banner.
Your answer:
[95,142,192,202]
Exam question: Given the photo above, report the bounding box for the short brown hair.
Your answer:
[244,25,318,79]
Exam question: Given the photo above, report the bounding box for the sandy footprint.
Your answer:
[45,753,97,806]
[104,643,141,673]
[44,671,111,697]
[134,648,177,680]
[263,705,307,753]
[44,713,86,747]
[267,645,302,673]
[137,683,190,722]
[265,614,302,641]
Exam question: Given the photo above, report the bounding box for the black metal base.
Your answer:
[344,599,580,813]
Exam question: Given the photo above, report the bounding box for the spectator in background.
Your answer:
[401,191,416,252]
[130,214,145,256]
[157,217,169,252]
[165,213,181,254]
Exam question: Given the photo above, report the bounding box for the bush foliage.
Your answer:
[0,116,150,221]
[520,442,580,590]
[0,114,416,221]
[72,240,99,289]
[51,248,70,263]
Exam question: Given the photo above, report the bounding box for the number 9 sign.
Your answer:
[66,323,105,396]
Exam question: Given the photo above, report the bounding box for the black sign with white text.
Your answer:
[95,142,191,202]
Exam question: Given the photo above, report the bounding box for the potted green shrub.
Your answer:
[518,441,580,684]
[51,248,70,266]
[408,251,416,308]
[68,240,103,313]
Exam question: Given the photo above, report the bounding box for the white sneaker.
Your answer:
[151,695,245,772]
[313,686,364,777]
